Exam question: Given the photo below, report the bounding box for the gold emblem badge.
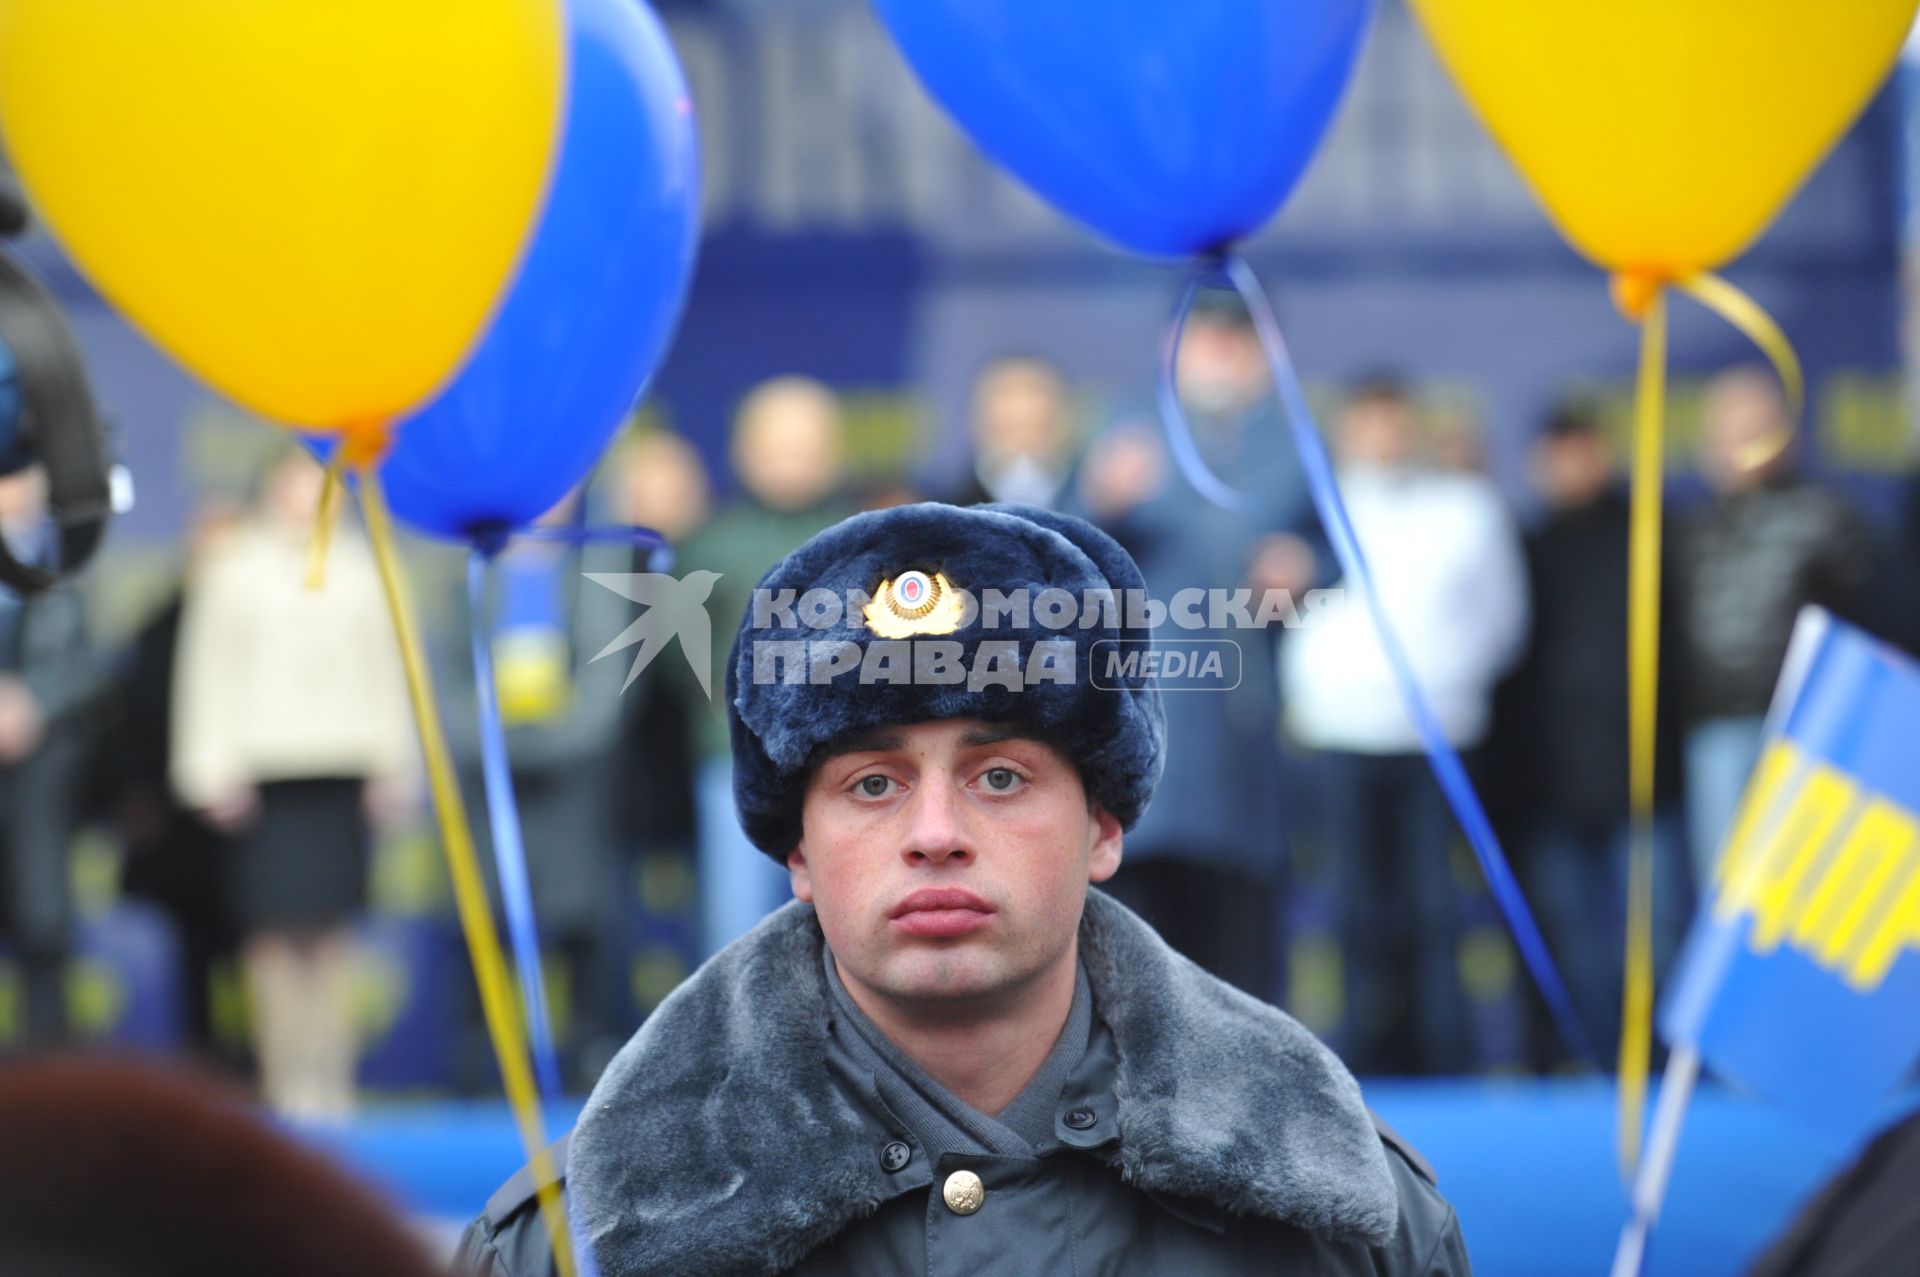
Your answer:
[863,568,965,637]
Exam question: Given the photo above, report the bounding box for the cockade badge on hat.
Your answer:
[862,568,966,638]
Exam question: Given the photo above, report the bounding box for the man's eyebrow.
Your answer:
[814,723,1040,765]
[957,724,1042,750]
[816,730,907,764]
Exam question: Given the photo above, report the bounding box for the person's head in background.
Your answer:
[1336,373,1420,471]
[731,376,845,513]
[184,495,245,571]
[1175,292,1268,421]
[609,421,712,543]
[0,1057,443,1277]
[968,354,1076,505]
[1700,365,1793,496]
[1529,398,1620,512]
[254,446,328,533]
[1427,402,1487,475]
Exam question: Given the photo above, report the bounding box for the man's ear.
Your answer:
[786,842,815,903]
[1085,801,1123,884]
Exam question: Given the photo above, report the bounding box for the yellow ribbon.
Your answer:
[304,450,347,592]
[1617,286,1665,1180]
[305,421,400,593]
[1675,273,1804,468]
[357,465,578,1277]
[1611,270,1803,1180]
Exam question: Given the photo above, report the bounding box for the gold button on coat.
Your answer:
[942,1169,985,1215]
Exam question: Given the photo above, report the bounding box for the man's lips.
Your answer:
[889,887,995,938]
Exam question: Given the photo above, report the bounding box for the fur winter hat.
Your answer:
[725,501,1167,858]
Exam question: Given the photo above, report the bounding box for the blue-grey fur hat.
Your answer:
[725,501,1167,859]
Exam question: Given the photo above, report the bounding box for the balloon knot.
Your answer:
[338,419,393,470]
[470,521,514,560]
[1610,271,1668,323]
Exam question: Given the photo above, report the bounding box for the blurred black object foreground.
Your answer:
[0,1056,444,1277]
[0,183,111,594]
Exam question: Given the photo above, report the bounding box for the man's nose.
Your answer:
[902,771,973,866]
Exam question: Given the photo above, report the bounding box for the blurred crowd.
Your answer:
[1,293,1916,1110]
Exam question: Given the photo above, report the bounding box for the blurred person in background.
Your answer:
[948,353,1079,509]
[0,463,96,1046]
[1671,367,1878,892]
[102,497,246,1066]
[1065,292,1311,1002]
[681,377,855,958]
[1493,400,1687,1065]
[600,427,709,1018]
[444,485,638,1090]
[1426,400,1488,475]
[0,1056,445,1277]
[1281,374,1529,1074]
[170,448,417,1120]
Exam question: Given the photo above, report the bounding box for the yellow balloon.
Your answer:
[0,0,565,432]
[1407,0,1917,277]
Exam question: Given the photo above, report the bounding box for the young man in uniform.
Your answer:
[458,501,1471,1276]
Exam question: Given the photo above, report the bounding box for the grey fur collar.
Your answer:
[570,891,1397,1276]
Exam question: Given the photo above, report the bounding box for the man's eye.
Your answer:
[982,767,1023,793]
[856,775,895,798]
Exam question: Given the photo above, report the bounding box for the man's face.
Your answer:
[1531,430,1615,510]
[970,363,1068,467]
[1175,316,1265,417]
[1700,371,1788,494]
[789,717,1122,1013]
[1338,394,1417,468]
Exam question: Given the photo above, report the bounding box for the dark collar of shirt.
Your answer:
[821,945,1113,1170]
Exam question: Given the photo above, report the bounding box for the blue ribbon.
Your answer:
[467,520,673,1105]
[1159,253,1598,1070]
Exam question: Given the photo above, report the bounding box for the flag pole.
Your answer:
[1611,1044,1702,1277]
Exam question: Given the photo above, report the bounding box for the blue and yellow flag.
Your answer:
[1661,608,1920,1120]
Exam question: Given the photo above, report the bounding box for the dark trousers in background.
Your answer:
[1319,749,1469,1076]
[1101,858,1279,1004]
[0,739,82,1046]
[1521,814,1693,1069]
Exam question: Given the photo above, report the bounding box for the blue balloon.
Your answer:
[872,0,1371,259]
[354,0,700,541]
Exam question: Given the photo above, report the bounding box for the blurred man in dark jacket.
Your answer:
[680,378,855,958]
[1064,295,1310,1002]
[0,464,95,1045]
[1671,369,1878,892]
[1494,401,1686,1064]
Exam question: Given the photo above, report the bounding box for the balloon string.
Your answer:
[306,419,397,591]
[459,516,673,1107]
[1618,287,1668,1182]
[1608,270,1799,1182]
[1177,254,1597,1069]
[1157,265,1250,512]
[305,449,348,592]
[468,546,567,1103]
[356,467,577,1277]
[1677,272,1805,467]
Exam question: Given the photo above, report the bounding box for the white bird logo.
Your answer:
[584,570,724,698]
